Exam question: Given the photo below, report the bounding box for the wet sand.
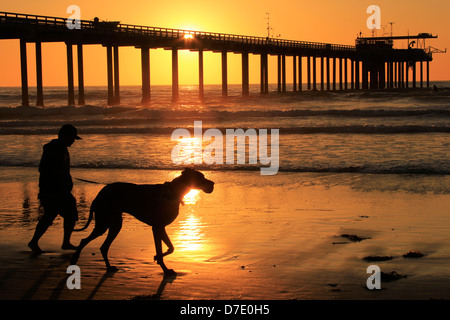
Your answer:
[1,167,450,300]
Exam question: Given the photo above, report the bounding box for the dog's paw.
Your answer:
[70,254,79,265]
[164,269,177,276]
[106,266,119,273]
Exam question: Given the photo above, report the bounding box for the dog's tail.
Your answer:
[74,197,97,232]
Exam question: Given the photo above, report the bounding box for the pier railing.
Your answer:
[0,11,355,52]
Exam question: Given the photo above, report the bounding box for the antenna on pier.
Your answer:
[265,13,270,38]
[388,22,394,37]
[265,12,281,39]
[427,46,447,54]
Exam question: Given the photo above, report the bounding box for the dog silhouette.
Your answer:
[70,168,214,275]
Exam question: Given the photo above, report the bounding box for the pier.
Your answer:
[0,11,439,107]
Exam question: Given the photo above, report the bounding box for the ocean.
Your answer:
[0,82,449,176]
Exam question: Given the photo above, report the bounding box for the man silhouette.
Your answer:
[28,124,81,254]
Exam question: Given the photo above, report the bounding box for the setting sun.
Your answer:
[183,189,201,205]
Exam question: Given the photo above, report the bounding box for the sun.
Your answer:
[183,189,201,204]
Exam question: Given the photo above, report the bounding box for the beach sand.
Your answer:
[1,167,450,300]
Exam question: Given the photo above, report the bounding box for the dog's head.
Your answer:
[181,168,214,194]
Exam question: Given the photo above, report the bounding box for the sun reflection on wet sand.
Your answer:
[174,190,208,256]
[176,213,205,253]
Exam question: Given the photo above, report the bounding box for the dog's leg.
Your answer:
[161,228,175,256]
[153,226,176,276]
[100,216,122,273]
[160,228,174,257]
[70,225,107,265]
[152,227,175,261]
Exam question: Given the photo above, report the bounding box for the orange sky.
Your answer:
[0,0,448,87]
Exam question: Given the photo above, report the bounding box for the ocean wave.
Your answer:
[280,125,450,134]
[1,105,450,121]
[77,163,450,175]
[0,124,448,135]
[2,162,448,175]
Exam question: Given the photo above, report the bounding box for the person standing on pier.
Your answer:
[28,124,82,254]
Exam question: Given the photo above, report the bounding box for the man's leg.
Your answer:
[62,218,77,250]
[61,194,78,250]
[28,210,56,254]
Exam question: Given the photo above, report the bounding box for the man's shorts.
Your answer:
[38,193,78,225]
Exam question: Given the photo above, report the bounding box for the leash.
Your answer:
[75,178,104,185]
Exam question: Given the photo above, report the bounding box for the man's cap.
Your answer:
[58,124,82,140]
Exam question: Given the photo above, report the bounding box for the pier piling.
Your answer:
[20,39,29,107]
[282,55,286,92]
[66,43,75,106]
[140,47,150,105]
[106,45,114,106]
[35,41,44,107]
[77,44,85,105]
[260,53,268,94]
[312,56,317,91]
[199,49,204,98]
[320,56,324,91]
[172,48,179,101]
[333,57,337,90]
[298,56,302,92]
[242,52,249,96]
[326,57,330,91]
[114,46,120,105]
[307,56,311,91]
[221,51,227,97]
[293,55,297,92]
